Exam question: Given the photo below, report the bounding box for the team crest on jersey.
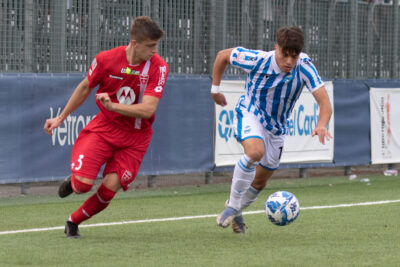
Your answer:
[285,76,294,83]
[139,74,149,86]
[121,170,132,182]
[116,86,136,104]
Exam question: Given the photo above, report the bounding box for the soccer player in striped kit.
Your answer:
[44,16,169,238]
[211,27,332,233]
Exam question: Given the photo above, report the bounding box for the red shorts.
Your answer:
[70,113,153,191]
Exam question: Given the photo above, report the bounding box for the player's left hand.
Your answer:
[96,93,114,111]
[312,126,332,145]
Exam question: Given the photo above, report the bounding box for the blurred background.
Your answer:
[0,0,399,193]
[1,0,399,77]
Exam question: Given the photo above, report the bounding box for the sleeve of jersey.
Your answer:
[230,47,260,73]
[144,64,169,98]
[87,55,103,89]
[300,57,325,93]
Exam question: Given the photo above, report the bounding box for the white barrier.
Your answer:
[370,88,400,164]
[214,81,335,167]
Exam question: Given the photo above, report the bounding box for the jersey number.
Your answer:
[278,147,283,160]
[72,154,84,171]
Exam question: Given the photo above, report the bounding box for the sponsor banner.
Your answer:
[214,81,245,166]
[214,81,335,167]
[0,74,99,181]
[0,74,215,183]
[281,82,334,163]
[49,107,96,147]
[370,88,400,164]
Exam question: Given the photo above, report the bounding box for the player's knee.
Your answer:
[71,175,94,194]
[246,150,264,162]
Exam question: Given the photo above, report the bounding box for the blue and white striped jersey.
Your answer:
[230,47,324,135]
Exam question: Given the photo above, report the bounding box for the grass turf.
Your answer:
[0,174,399,266]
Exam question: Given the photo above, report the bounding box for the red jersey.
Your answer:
[87,46,169,131]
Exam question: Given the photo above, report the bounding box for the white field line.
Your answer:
[1,199,399,236]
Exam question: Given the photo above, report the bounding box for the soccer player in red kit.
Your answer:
[43,16,169,238]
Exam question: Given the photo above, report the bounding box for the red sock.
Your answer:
[70,184,116,225]
[71,175,93,194]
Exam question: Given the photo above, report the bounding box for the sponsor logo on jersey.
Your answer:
[121,67,140,75]
[303,58,312,65]
[237,52,255,63]
[109,74,123,80]
[92,58,97,68]
[89,58,97,76]
[158,65,167,85]
[154,86,163,93]
[116,86,136,104]
[244,125,251,134]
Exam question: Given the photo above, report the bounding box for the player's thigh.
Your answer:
[241,138,265,161]
[234,107,265,158]
[71,130,113,180]
[259,131,285,170]
[103,132,152,191]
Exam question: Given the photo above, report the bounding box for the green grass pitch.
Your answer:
[1,175,400,266]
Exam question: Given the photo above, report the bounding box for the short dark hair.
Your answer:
[276,26,304,55]
[130,16,164,42]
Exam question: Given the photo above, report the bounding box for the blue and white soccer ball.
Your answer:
[265,191,300,226]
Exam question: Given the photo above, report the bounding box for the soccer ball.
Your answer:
[265,191,300,226]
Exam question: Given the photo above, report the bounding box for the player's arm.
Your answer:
[211,48,234,106]
[311,86,333,144]
[96,93,159,119]
[44,77,93,136]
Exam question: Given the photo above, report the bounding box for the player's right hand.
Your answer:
[43,117,63,136]
[211,93,227,106]
[311,126,332,145]
[96,93,114,111]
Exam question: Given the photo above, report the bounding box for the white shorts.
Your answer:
[234,107,285,170]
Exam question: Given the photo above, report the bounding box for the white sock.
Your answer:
[238,186,261,212]
[228,154,258,211]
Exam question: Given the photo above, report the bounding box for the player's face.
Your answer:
[134,39,160,61]
[274,45,299,73]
